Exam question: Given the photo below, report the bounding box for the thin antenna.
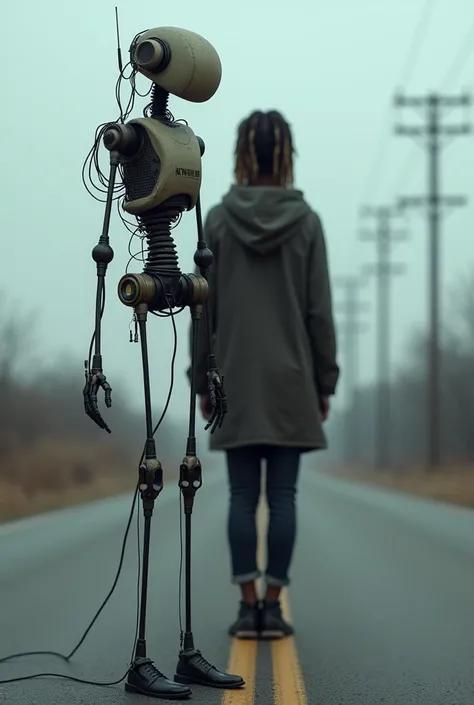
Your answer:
[115,6,123,74]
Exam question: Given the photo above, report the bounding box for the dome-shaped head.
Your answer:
[234,110,295,186]
[130,26,222,103]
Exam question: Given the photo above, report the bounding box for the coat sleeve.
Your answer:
[306,213,340,397]
[186,206,219,396]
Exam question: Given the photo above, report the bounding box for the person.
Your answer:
[189,109,339,640]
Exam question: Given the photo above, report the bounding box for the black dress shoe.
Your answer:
[125,657,192,699]
[174,649,245,689]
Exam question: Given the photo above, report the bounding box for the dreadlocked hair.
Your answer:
[234,110,295,186]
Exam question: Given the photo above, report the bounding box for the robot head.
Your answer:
[130,27,222,103]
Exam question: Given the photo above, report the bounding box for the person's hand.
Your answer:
[199,394,213,421]
[319,395,330,421]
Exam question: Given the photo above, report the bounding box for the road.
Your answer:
[2,464,474,704]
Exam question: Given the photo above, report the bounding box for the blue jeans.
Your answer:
[226,445,301,588]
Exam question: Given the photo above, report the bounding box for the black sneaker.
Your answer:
[228,601,260,639]
[260,601,294,639]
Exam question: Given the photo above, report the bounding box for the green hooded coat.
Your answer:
[189,184,340,452]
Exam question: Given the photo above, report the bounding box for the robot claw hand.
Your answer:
[205,369,227,434]
[83,361,113,434]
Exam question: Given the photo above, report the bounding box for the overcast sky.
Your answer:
[1,0,474,428]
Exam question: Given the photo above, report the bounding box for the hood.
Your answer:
[220,185,311,255]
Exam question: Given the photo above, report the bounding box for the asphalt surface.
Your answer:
[2,462,474,704]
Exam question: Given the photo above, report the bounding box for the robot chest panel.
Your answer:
[123,134,159,202]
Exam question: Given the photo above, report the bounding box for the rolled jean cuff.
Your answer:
[232,570,261,585]
[265,573,290,587]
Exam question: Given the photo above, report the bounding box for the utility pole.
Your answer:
[334,275,369,467]
[359,206,408,471]
[394,92,470,470]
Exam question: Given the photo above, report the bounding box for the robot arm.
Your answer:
[82,152,118,434]
[193,196,226,433]
[82,26,223,434]
[78,24,244,697]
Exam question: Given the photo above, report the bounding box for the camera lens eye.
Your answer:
[136,41,155,65]
[135,39,164,70]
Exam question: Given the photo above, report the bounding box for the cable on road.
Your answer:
[0,306,182,688]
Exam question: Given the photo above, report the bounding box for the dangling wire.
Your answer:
[0,20,200,690]
[81,57,142,205]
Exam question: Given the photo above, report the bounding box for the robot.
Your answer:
[82,25,245,700]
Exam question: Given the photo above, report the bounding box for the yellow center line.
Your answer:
[221,499,265,705]
[258,499,308,705]
[222,487,307,704]
[221,638,258,705]
[271,592,307,705]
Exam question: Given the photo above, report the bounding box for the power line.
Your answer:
[395,91,471,470]
[440,14,474,89]
[390,9,474,198]
[359,206,408,471]
[396,0,440,88]
[359,0,439,204]
[391,9,474,199]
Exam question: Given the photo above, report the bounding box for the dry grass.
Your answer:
[0,477,135,522]
[0,437,174,523]
[0,320,184,525]
[328,464,474,509]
